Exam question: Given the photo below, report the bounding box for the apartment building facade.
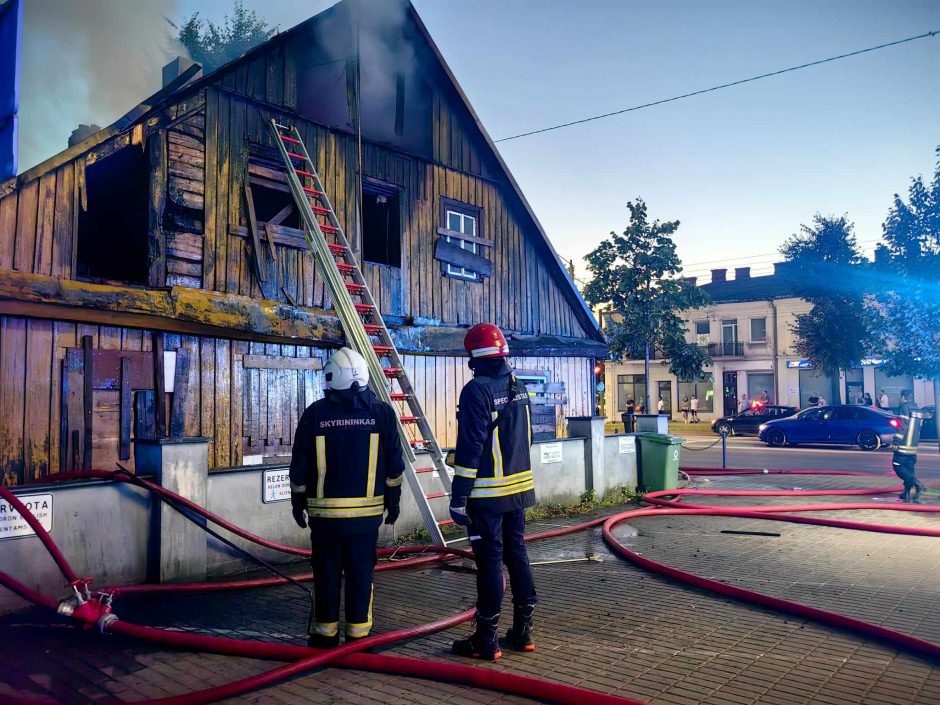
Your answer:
[601,265,935,422]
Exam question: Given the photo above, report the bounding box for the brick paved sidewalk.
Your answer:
[1,474,938,705]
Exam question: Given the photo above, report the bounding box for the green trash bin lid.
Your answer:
[640,433,684,445]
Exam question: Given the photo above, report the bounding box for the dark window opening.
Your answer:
[362,186,400,268]
[249,180,300,230]
[77,146,150,284]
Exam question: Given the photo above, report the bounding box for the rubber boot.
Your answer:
[452,612,501,661]
[911,482,926,504]
[308,633,340,649]
[898,490,910,503]
[505,604,536,652]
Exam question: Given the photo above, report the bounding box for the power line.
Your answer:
[678,239,882,270]
[495,30,938,143]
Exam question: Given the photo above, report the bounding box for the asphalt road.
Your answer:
[676,432,940,479]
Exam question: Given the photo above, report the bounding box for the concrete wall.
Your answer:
[0,431,638,614]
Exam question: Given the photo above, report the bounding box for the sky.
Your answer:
[17,0,940,284]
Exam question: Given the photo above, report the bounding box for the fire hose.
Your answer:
[2,468,939,704]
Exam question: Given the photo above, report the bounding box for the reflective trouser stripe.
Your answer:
[365,432,379,497]
[385,474,404,487]
[315,436,327,497]
[346,586,374,638]
[311,621,338,637]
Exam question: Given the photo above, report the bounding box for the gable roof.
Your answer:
[3,0,603,343]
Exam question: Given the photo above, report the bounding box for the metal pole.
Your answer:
[721,429,728,469]
[644,340,651,415]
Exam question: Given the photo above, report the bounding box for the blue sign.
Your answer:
[596,382,605,392]
[786,359,814,369]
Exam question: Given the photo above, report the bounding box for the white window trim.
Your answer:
[444,209,479,281]
[749,317,768,344]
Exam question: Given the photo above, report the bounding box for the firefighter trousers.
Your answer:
[308,521,377,640]
[892,453,920,496]
[467,507,538,621]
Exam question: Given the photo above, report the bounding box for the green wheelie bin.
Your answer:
[636,433,683,491]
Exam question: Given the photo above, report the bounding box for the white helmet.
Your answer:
[324,347,369,391]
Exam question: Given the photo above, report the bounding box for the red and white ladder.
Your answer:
[270,120,458,546]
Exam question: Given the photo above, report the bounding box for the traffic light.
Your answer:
[593,361,606,415]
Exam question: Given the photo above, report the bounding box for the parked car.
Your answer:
[920,406,937,443]
[758,405,900,451]
[711,405,798,436]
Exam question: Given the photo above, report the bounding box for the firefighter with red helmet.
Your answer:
[289,347,405,648]
[449,323,538,661]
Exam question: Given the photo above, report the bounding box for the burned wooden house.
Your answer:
[0,0,606,487]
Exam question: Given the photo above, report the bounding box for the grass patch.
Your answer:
[604,421,711,436]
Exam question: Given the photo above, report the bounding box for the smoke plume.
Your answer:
[18,0,188,172]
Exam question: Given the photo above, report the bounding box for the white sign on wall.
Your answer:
[0,493,54,540]
[262,469,292,504]
[539,442,563,464]
[618,436,636,455]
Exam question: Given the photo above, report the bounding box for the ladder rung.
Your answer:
[363,324,383,335]
[311,205,331,216]
[336,263,356,276]
[286,151,306,161]
[354,303,373,315]
[295,169,315,178]
[279,134,300,144]
[373,345,392,355]
[389,392,410,401]
[327,243,348,256]
[383,368,402,378]
[415,467,435,474]
[320,224,338,234]
[425,492,449,500]
[410,439,430,448]
[438,519,455,527]
[398,416,418,424]
[273,122,291,130]
[346,283,366,295]
[302,186,323,197]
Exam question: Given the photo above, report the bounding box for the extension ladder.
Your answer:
[270,120,458,546]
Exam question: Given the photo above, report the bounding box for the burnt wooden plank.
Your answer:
[434,232,492,279]
[33,172,56,276]
[81,335,94,469]
[203,88,218,290]
[0,317,27,485]
[215,338,232,467]
[51,164,74,277]
[135,390,156,440]
[243,355,322,370]
[119,357,132,460]
[13,180,38,273]
[0,193,17,269]
[149,131,169,287]
[169,347,190,438]
[167,258,202,277]
[244,183,267,284]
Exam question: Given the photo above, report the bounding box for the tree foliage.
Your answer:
[171,0,276,73]
[583,199,711,384]
[779,214,873,387]
[875,147,940,381]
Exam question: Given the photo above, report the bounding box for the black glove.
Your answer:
[384,487,401,525]
[449,496,472,527]
[292,506,307,529]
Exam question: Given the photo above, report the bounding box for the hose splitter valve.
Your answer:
[57,578,118,633]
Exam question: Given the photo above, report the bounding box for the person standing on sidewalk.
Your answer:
[689,394,699,422]
[289,348,405,648]
[448,323,538,661]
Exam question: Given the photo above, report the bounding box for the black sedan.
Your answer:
[711,405,798,436]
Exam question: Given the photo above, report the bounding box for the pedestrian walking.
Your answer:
[892,390,926,503]
[289,348,405,648]
[449,323,538,661]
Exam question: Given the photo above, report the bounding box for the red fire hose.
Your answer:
[2,471,939,704]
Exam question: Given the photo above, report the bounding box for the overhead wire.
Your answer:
[495,30,938,143]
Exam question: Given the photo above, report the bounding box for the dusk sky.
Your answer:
[19,0,940,283]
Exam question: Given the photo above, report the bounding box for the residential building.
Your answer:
[601,264,934,422]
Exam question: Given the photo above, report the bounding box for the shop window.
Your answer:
[76,147,150,284]
[750,317,767,343]
[616,374,646,412]
[678,374,715,413]
[362,183,401,268]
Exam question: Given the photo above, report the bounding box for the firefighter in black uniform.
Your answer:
[289,347,405,648]
[892,389,926,503]
[448,323,538,661]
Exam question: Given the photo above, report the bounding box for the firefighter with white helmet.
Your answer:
[449,323,538,661]
[289,347,405,648]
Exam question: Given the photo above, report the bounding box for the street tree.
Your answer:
[875,147,940,444]
[171,0,276,73]
[583,199,711,413]
[779,214,872,404]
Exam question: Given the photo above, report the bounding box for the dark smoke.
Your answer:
[18,0,188,171]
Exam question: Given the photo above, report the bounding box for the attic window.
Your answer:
[76,146,150,284]
[247,157,300,231]
[435,198,491,282]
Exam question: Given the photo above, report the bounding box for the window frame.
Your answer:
[361,178,402,269]
[439,198,484,282]
[749,317,768,343]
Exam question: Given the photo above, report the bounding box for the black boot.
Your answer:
[505,604,536,652]
[307,633,340,649]
[911,482,926,504]
[452,612,501,661]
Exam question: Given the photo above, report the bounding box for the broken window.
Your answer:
[247,155,300,231]
[76,146,150,284]
[362,182,401,268]
[438,198,486,282]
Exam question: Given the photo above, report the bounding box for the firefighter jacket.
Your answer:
[451,359,535,513]
[892,407,923,457]
[289,387,405,530]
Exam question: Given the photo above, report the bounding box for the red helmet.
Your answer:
[464,323,509,359]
